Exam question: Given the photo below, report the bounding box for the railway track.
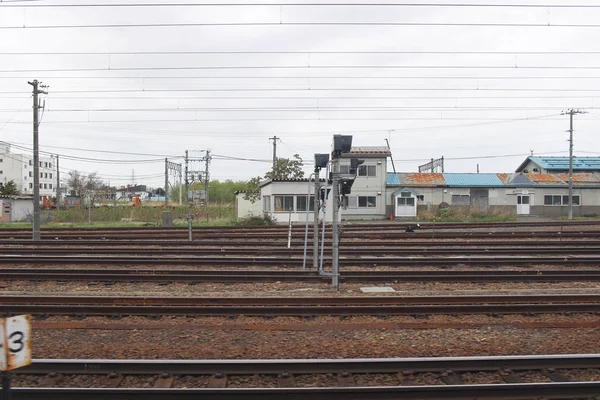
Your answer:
[2,230,600,240]
[9,354,600,399]
[2,267,600,283]
[1,254,599,266]
[2,245,599,256]
[1,294,599,316]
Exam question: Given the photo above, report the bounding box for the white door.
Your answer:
[396,196,416,217]
[517,195,530,215]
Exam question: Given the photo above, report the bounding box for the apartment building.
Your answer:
[0,143,57,200]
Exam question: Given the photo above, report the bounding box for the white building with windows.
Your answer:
[0,143,57,200]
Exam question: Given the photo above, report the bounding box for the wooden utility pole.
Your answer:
[562,109,587,220]
[28,80,47,241]
[269,136,279,169]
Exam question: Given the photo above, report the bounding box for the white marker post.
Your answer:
[0,315,32,400]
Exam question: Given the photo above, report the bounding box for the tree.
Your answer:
[244,154,305,203]
[0,180,20,196]
[67,170,103,196]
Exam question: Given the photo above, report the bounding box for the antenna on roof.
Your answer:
[530,149,534,156]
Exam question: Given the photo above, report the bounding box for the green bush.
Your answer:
[233,214,276,226]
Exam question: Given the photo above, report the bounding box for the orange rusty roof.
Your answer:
[496,173,511,184]
[401,173,446,186]
[556,173,600,183]
[525,173,565,184]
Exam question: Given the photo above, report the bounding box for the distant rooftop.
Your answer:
[342,146,391,157]
[517,156,600,172]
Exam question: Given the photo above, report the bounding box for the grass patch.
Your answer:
[416,206,517,223]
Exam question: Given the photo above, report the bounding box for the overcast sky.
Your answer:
[1,0,600,189]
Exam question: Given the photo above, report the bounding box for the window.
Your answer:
[44,173,48,179]
[43,184,47,189]
[262,195,271,212]
[0,158,3,162]
[49,173,53,179]
[0,171,2,175]
[358,165,376,177]
[297,195,315,212]
[339,165,350,174]
[543,195,580,206]
[49,184,53,189]
[40,172,43,178]
[358,196,376,208]
[28,160,32,166]
[39,184,42,189]
[397,197,415,207]
[451,195,470,206]
[49,163,52,168]
[274,195,294,212]
[29,183,32,189]
[39,162,42,167]
[44,162,48,168]
[417,195,425,201]
[29,171,32,177]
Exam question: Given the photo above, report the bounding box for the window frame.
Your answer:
[296,195,315,212]
[358,165,377,177]
[358,196,377,208]
[543,194,580,206]
[273,195,294,212]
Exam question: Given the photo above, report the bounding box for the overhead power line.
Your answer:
[4,65,600,73]
[2,2,599,8]
[4,22,600,29]
[5,50,600,55]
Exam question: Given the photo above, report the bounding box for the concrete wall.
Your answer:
[235,193,261,218]
[6,199,33,222]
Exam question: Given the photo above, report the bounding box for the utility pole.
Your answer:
[55,154,60,209]
[204,150,211,222]
[384,138,397,175]
[269,136,279,169]
[562,109,587,220]
[164,158,169,206]
[184,150,191,241]
[28,80,47,241]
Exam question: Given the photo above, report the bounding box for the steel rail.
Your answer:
[0,254,599,266]
[10,355,600,399]
[3,294,599,306]
[18,354,600,375]
[9,383,600,400]
[1,246,599,256]
[1,294,599,316]
[1,231,600,240]
[2,268,600,283]
[0,219,598,232]
[2,239,599,247]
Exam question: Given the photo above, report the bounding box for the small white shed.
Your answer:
[0,196,34,222]
[234,191,262,218]
[392,188,419,218]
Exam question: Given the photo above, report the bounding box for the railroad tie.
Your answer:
[337,371,355,387]
[543,368,570,382]
[440,370,464,385]
[154,372,175,388]
[102,372,124,388]
[397,370,417,386]
[277,372,295,388]
[500,369,524,384]
[38,372,63,387]
[208,372,227,388]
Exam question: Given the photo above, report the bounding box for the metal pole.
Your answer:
[205,150,210,222]
[28,80,41,241]
[313,169,320,270]
[164,158,169,206]
[568,110,574,221]
[331,157,340,290]
[319,163,330,275]
[55,154,60,209]
[287,211,292,249]
[2,372,11,400]
[302,174,314,270]
[179,169,182,206]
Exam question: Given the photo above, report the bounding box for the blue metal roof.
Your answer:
[442,173,504,187]
[528,156,600,171]
[386,172,401,185]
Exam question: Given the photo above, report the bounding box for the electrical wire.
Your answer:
[2,2,600,8]
[5,65,600,73]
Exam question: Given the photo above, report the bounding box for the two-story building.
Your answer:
[0,143,57,200]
